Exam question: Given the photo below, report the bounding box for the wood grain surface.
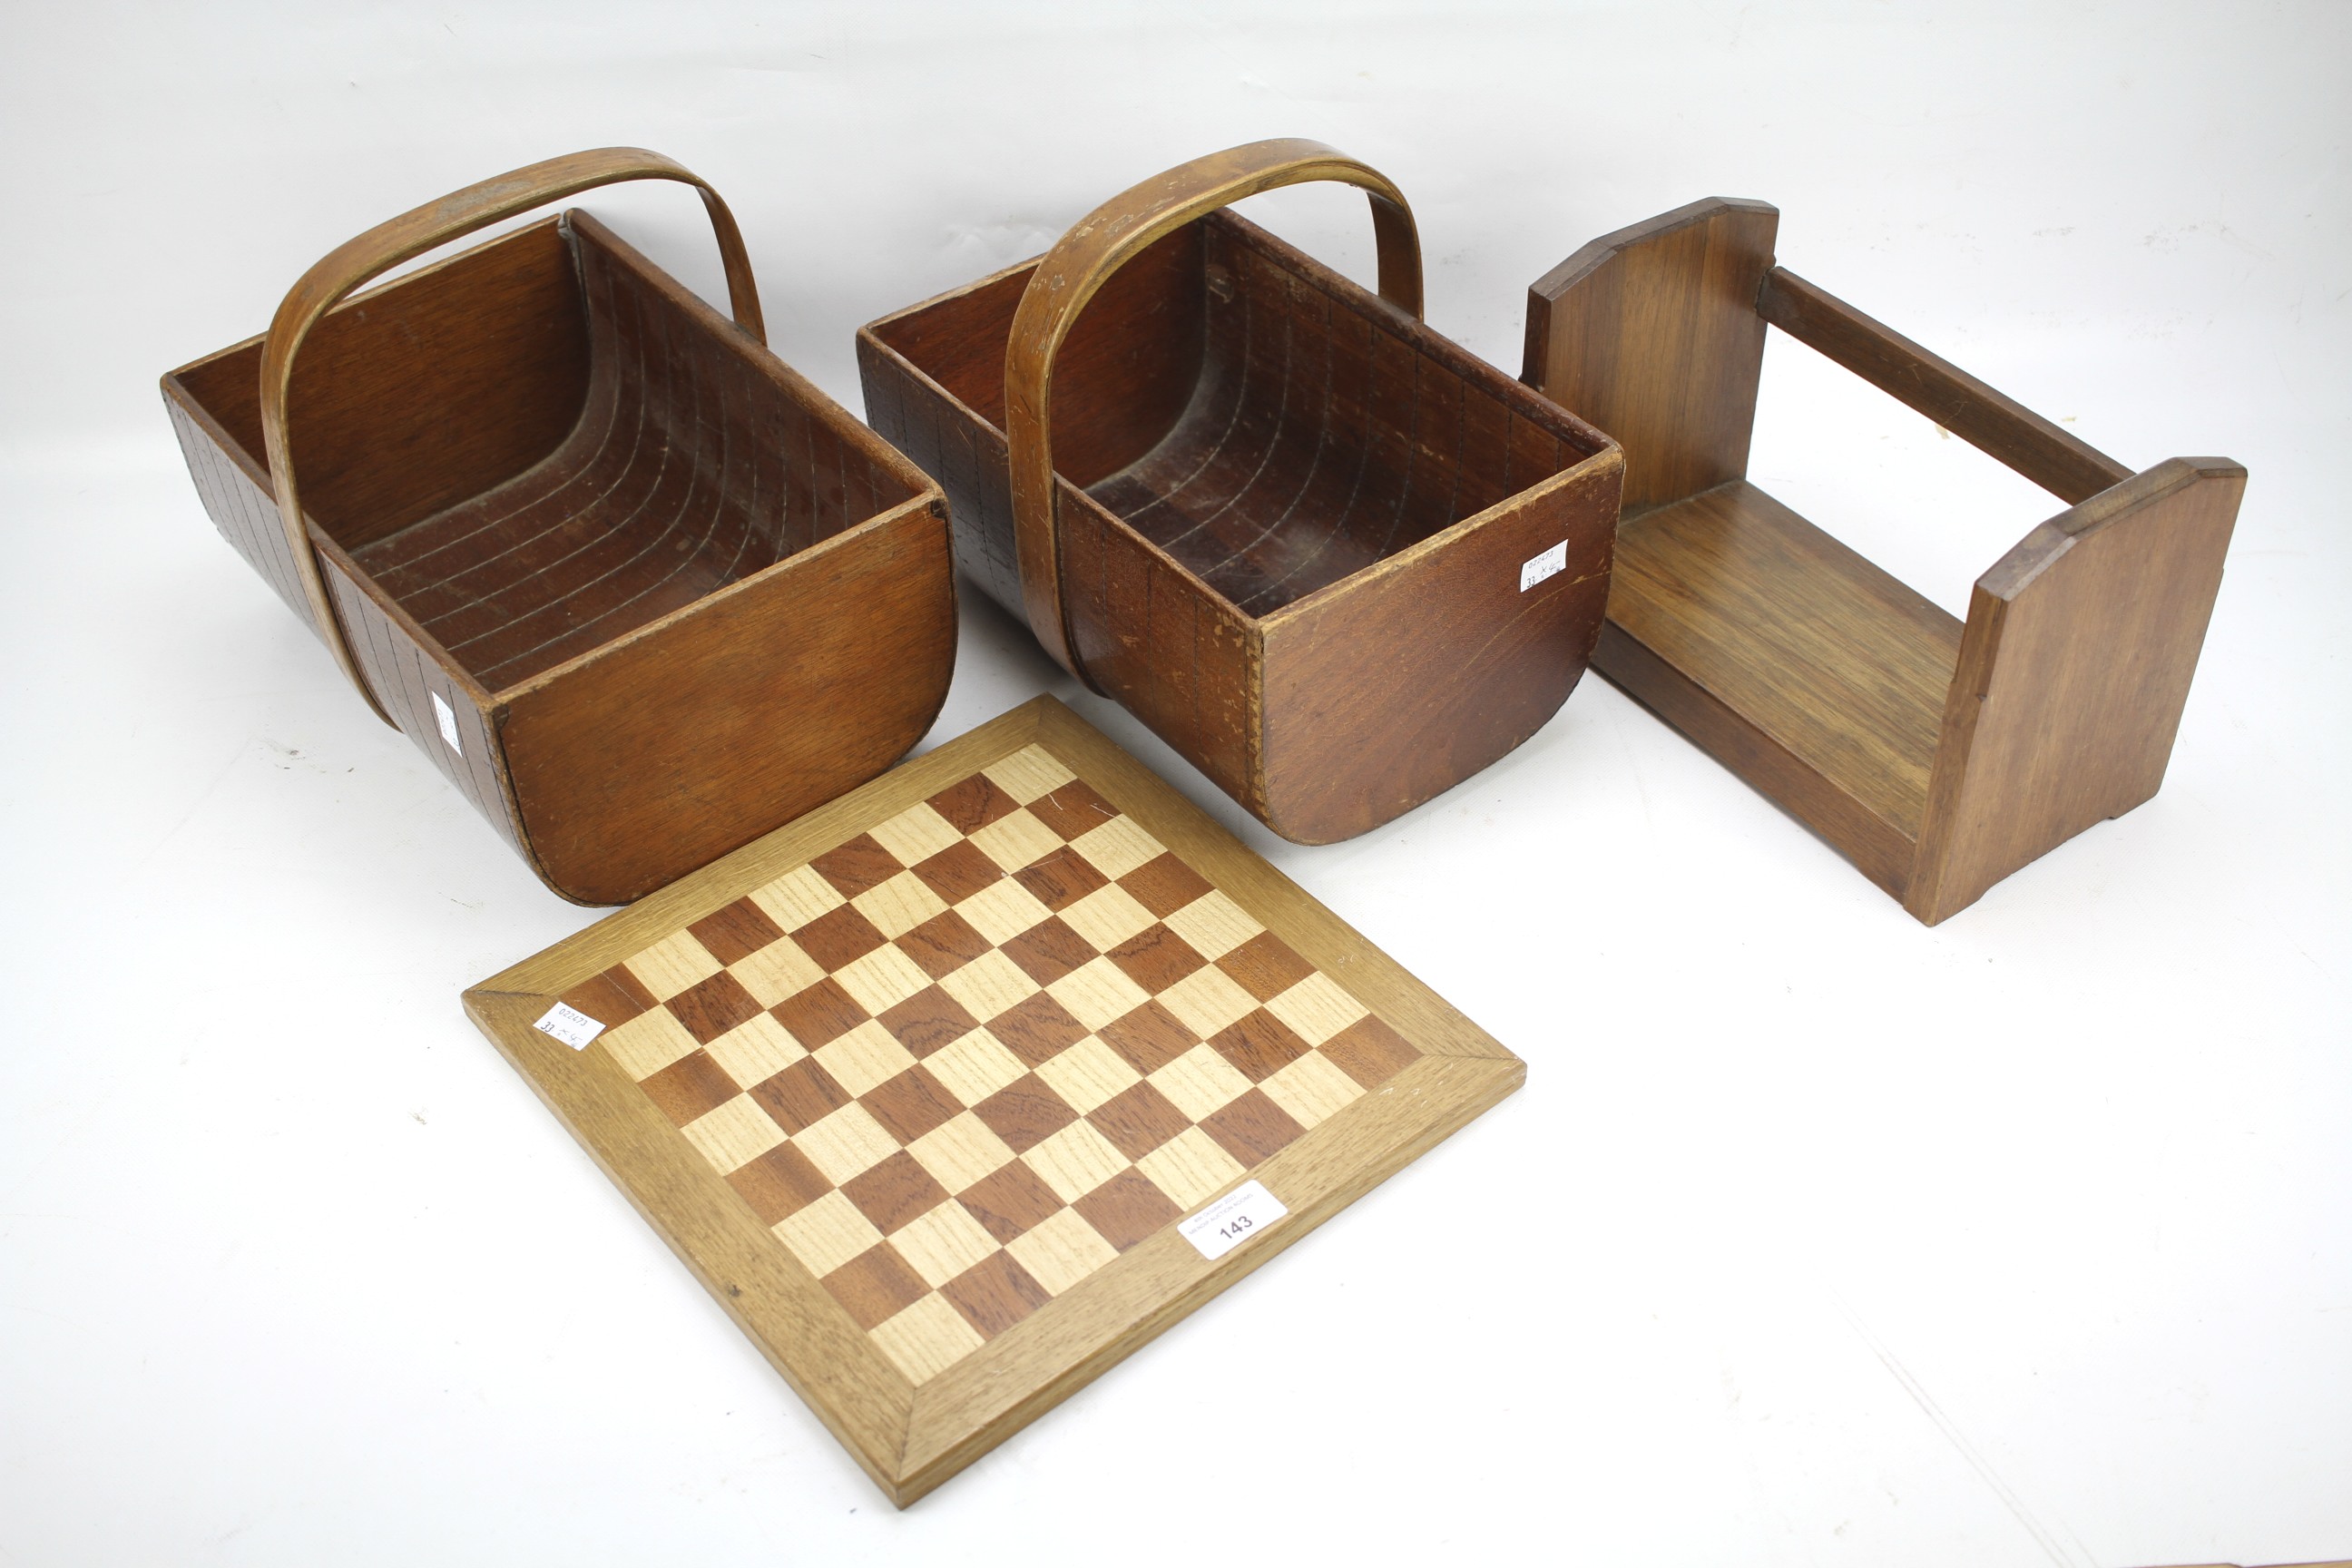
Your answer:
[466,698,1523,1504]
[1524,198,2243,920]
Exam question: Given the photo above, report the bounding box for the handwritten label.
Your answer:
[431,691,463,754]
[533,1002,605,1051]
[1178,1179,1289,1261]
[1519,540,1568,592]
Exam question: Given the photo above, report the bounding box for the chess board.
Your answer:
[466,698,1522,1504]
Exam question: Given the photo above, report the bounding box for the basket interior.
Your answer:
[172,215,916,691]
[871,211,1603,616]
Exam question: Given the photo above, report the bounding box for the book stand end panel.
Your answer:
[1522,197,2245,923]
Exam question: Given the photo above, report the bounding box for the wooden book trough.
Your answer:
[1523,198,2245,923]
[162,149,955,904]
[862,140,1622,844]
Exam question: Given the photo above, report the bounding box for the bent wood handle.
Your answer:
[258,147,766,725]
[1003,138,1423,681]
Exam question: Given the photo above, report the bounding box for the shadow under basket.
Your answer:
[1523,197,2245,923]
[859,141,1622,845]
[162,203,954,904]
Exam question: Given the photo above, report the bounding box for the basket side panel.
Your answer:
[1061,499,1258,814]
[500,499,957,905]
[1257,453,1622,843]
[165,392,318,632]
[859,336,1027,619]
[324,564,525,857]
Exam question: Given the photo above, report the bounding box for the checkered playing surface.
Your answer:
[555,743,1421,1384]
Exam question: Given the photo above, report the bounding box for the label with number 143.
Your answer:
[1178,1179,1289,1261]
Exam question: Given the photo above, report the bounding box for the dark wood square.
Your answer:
[1321,1014,1420,1089]
[750,1058,853,1135]
[912,840,1002,905]
[927,773,1021,833]
[1107,925,1208,992]
[823,1244,929,1331]
[689,897,787,966]
[1208,1009,1313,1083]
[862,1064,964,1143]
[1119,852,1215,917]
[1023,779,1119,842]
[987,992,1090,1067]
[1216,931,1316,1002]
[1074,1169,1182,1251]
[769,977,867,1048]
[1085,1079,1192,1161]
[639,1050,741,1127]
[941,1252,1052,1338]
[561,965,655,1027]
[725,1142,833,1225]
[971,1074,1080,1153]
[811,834,905,897]
[1098,999,1198,1075]
[842,1152,952,1235]
[1002,916,1096,985]
[877,985,981,1058]
[666,970,764,1044]
[794,903,888,971]
[1012,845,1109,910]
[956,1161,1065,1245]
[1200,1088,1307,1166]
[897,908,993,980]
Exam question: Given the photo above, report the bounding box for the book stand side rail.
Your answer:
[1522,197,2245,923]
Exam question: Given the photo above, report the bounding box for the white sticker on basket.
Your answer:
[1520,539,1568,592]
[532,1002,605,1051]
[431,691,463,754]
[1179,1179,1289,1261]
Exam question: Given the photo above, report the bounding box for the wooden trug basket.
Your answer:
[1523,198,2245,923]
[162,149,956,905]
[860,140,1623,844]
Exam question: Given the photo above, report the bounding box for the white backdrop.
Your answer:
[3,4,2346,1563]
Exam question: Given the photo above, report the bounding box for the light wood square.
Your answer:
[1155,963,1259,1039]
[793,1102,900,1184]
[1047,957,1152,1033]
[1006,1206,1118,1294]
[834,944,933,1015]
[748,864,845,932]
[853,870,949,940]
[729,935,826,1007]
[680,1094,788,1173]
[1161,889,1263,961]
[623,929,723,1000]
[922,1031,1028,1109]
[1135,1126,1248,1210]
[1058,883,1156,951]
[969,808,1063,872]
[598,1007,702,1081]
[937,949,1039,1022]
[982,743,1076,804]
[870,1292,986,1383]
[1033,1035,1141,1114]
[773,1190,884,1278]
[889,1200,1003,1289]
[1259,1050,1366,1130]
[815,1019,918,1097]
[869,801,964,867]
[1068,815,1165,880]
[1148,1044,1252,1121]
[954,877,1054,945]
[703,1012,807,1087]
[1266,972,1369,1046]
[1021,1120,1131,1203]
[906,1109,1018,1192]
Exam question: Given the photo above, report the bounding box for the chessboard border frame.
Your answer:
[464,696,1524,1505]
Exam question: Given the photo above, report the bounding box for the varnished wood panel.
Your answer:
[466,699,1522,1504]
[1908,457,2244,920]
[1524,197,1778,512]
